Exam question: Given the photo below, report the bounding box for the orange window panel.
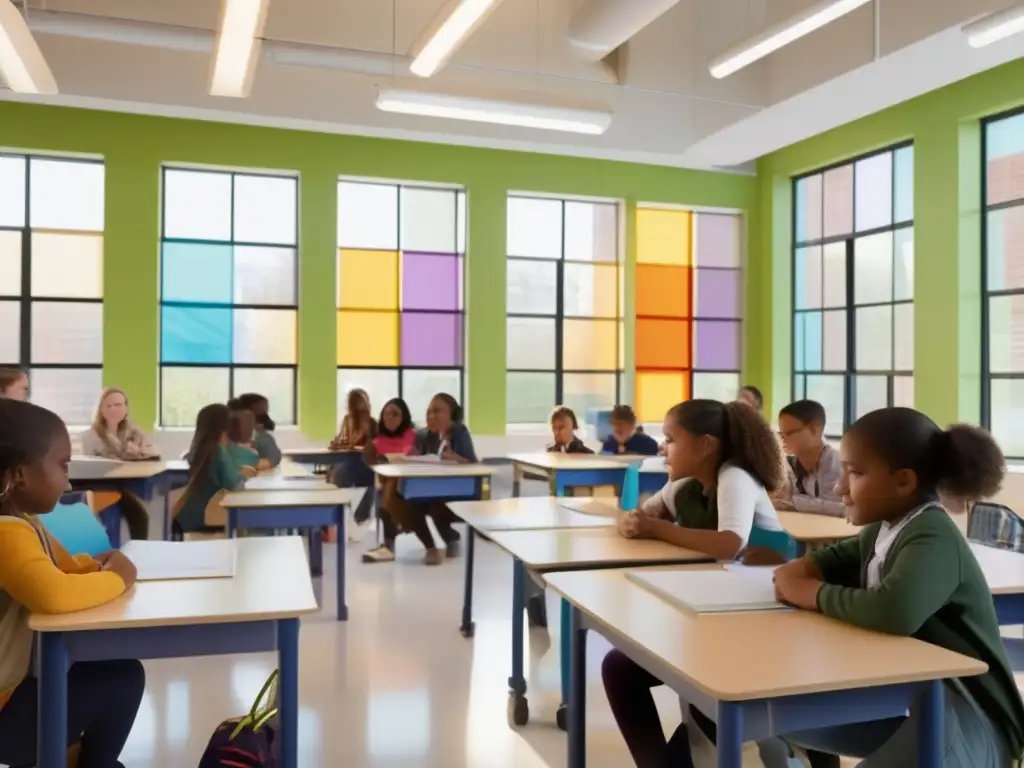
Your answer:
[636,264,690,318]
[563,319,617,371]
[636,318,689,369]
[636,371,689,423]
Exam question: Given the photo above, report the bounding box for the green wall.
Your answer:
[752,57,1024,427]
[0,102,756,437]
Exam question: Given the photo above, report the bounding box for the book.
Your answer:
[120,540,237,581]
[626,568,787,614]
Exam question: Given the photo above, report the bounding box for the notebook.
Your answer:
[626,568,787,614]
[120,540,237,581]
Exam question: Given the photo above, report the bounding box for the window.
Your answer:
[0,154,105,425]
[983,109,1024,458]
[634,207,743,424]
[337,181,465,424]
[505,196,622,425]
[792,144,914,437]
[159,168,298,427]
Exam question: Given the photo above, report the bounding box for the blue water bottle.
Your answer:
[620,462,640,512]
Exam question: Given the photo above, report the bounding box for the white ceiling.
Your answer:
[3,0,1024,170]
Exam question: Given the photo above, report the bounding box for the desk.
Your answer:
[371,462,493,502]
[244,475,330,491]
[546,568,986,768]
[31,537,319,768]
[220,489,352,620]
[777,511,858,555]
[282,447,359,473]
[508,453,631,497]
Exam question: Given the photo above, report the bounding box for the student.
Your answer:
[773,399,845,517]
[737,384,764,412]
[601,405,659,456]
[603,399,789,766]
[771,407,1024,766]
[175,404,248,533]
[363,393,476,566]
[235,393,282,468]
[226,404,265,471]
[330,389,378,529]
[0,368,27,401]
[547,405,593,454]
[0,398,144,768]
[81,387,159,540]
[364,397,416,461]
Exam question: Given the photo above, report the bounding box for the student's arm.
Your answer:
[807,535,862,585]
[80,429,108,458]
[448,427,478,463]
[257,430,282,467]
[216,447,247,491]
[791,494,847,517]
[638,481,673,520]
[640,518,742,561]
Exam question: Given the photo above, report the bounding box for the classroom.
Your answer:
[2,1,1024,767]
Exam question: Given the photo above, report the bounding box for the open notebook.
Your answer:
[120,540,237,581]
[626,567,787,614]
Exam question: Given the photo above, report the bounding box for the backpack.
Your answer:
[198,670,279,768]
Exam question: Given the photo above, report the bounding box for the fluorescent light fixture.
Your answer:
[710,0,872,78]
[409,0,503,78]
[0,0,57,94]
[964,4,1024,48]
[376,89,612,135]
[209,0,270,97]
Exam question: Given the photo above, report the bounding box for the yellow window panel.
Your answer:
[337,249,399,310]
[337,310,399,366]
[563,319,617,371]
[637,208,691,265]
[636,371,688,423]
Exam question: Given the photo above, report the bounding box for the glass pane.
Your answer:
[695,213,741,267]
[401,312,462,366]
[163,169,231,241]
[794,174,822,243]
[694,268,740,319]
[507,372,555,423]
[0,300,19,363]
[161,242,233,305]
[822,164,853,238]
[402,252,460,311]
[161,305,232,364]
[855,305,893,371]
[456,191,466,254]
[233,175,296,245]
[30,368,103,427]
[402,369,461,426]
[234,309,296,364]
[822,309,846,372]
[893,146,914,223]
[401,187,457,254]
[986,113,1024,206]
[31,302,102,364]
[507,259,556,314]
[794,247,821,310]
[233,367,295,425]
[507,317,555,370]
[636,264,689,318]
[822,242,846,308]
[564,263,617,318]
[805,374,845,436]
[855,375,888,419]
[693,320,740,371]
[507,197,562,259]
[854,152,893,232]
[894,228,914,301]
[636,208,690,265]
[337,369,400,424]
[563,373,617,419]
[988,295,1024,374]
[894,375,914,407]
[636,318,687,369]
[337,182,398,250]
[234,246,297,306]
[30,233,103,299]
[800,311,823,372]
[29,159,104,232]
[0,156,26,227]
[564,319,617,371]
[338,249,399,310]
[692,372,741,403]
[160,366,230,427]
[0,230,21,295]
[986,208,1024,292]
[636,371,687,423]
[794,314,806,371]
[793,374,805,401]
[854,233,893,305]
[894,303,913,371]
[564,201,617,262]
[336,310,399,366]
[990,378,1024,457]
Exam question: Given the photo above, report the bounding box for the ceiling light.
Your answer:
[409,0,503,78]
[710,0,872,79]
[376,89,612,135]
[0,0,57,94]
[964,4,1024,48]
[209,0,270,97]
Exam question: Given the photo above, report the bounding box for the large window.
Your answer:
[983,109,1024,457]
[0,154,105,425]
[505,195,623,425]
[792,144,914,436]
[336,180,465,424]
[634,207,744,424]
[159,168,298,427]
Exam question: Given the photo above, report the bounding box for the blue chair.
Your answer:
[748,526,799,560]
[40,502,113,558]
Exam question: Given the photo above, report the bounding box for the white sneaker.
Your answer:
[362,545,395,563]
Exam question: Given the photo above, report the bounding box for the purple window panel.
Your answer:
[694,320,740,371]
[695,214,740,268]
[402,252,461,311]
[695,268,740,319]
[401,312,462,366]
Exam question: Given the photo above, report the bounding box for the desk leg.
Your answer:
[716,702,743,768]
[308,528,324,578]
[507,557,529,726]
[277,618,300,768]
[337,506,348,621]
[512,463,522,498]
[567,606,587,768]
[918,679,943,768]
[38,632,68,768]
[227,508,237,538]
[460,528,475,638]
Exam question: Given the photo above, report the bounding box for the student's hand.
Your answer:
[240,465,258,479]
[772,499,796,511]
[100,551,138,588]
[772,568,822,611]
[738,547,787,566]
[441,446,467,464]
[617,512,641,539]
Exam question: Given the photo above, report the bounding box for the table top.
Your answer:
[448,496,618,532]
[372,462,495,478]
[70,459,184,481]
[243,475,332,491]
[30,537,319,632]
[220,488,353,508]
[969,542,1024,595]
[283,447,359,457]
[545,568,987,701]
[485,527,709,570]
[777,511,860,542]
[507,452,630,471]
[276,459,313,477]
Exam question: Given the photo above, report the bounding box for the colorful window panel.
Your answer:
[159,168,298,427]
[634,207,743,424]
[505,196,622,424]
[0,155,105,425]
[336,181,465,423]
[792,143,914,437]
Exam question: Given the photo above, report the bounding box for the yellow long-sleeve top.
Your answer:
[0,515,126,709]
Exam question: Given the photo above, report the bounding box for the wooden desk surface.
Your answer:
[546,568,986,701]
[507,452,629,471]
[276,459,313,477]
[372,462,494,478]
[70,459,174,481]
[220,488,353,508]
[969,542,1024,595]
[30,537,319,632]
[486,528,708,570]
[283,447,359,457]
[448,497,618,532]
[244,475,331,492]
[777,511,860,542]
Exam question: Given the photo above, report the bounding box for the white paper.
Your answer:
[723,563,780,587]
[627,569,787,614]
[121,540,237,581]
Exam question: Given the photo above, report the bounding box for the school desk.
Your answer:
[507,453,633,497]
[545,567,986,768]
[220,488,352,620]
[371,461,493,502]
[282,447,360,473]
[30,537,319,768]
[776,510,859,555]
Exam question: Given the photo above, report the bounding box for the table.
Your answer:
[220,488,352,620]
[546,568,987,768]
[244,475,330,491]
[776,511,859,555]
[371,462,493,501]
[30,537,319,768]
[282,447,360,473]
[508,453,632,497]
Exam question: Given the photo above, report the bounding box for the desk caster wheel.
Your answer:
[507,693,529,727]
[556,704,568,731]
[460,622,475,638]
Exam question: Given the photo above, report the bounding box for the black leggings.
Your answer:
[379,502,460,550]
[0,659,145,768]
[331,458,375,524]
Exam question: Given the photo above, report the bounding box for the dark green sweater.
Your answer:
[809,506,1024,759]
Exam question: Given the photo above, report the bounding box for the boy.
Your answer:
[601,405,659,456]
[773,399,845,517]
[547,406,593,454]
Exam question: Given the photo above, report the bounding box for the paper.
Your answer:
[121,540,237,581]
[723,563,780,587]
[627,569,787,614]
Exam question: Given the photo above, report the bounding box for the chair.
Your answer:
[967,501,1024,552]
[40,502,112,557]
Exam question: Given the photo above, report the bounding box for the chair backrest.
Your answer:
[748,526,798,560]
[40,502,112,557]
[968,502,1024,552]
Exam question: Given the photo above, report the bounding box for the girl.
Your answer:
[772,407,1024,766]
[81,387,159,540]
[773,399,845,517]
[0,368,27,401]
[174,404,248,533]
[0,398,143,768]
[364,397,416,460]
[226,405,266,471]
[235,393,282,468]
[363,393,476,566]
[601,405,659,456]
[547,406,593,454]
[330,389,378,530]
